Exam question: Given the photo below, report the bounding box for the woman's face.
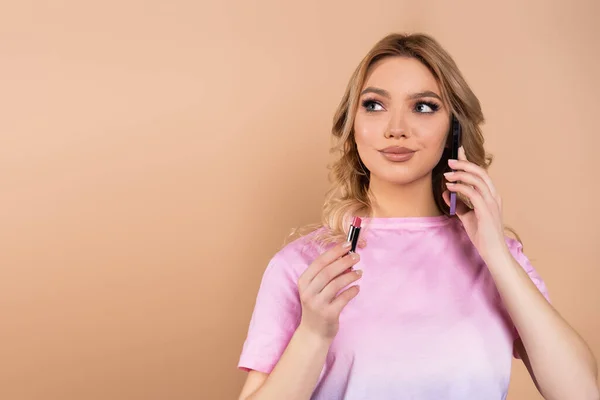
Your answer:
[354,56,451,186]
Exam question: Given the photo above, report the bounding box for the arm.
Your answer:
[242,325,332,400]
[238,241,362,400]
[487,249,599,400]
[444,148,599,399]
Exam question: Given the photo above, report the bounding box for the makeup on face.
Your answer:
[379,146,416,162]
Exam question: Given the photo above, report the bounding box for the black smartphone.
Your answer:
[449,115,462,215]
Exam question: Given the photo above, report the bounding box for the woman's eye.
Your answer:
[362,100,384,112]
[415,102,440,113]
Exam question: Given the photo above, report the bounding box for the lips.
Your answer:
[379,146,416,162]
[380,146,415,154]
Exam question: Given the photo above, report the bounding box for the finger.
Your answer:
[330,285,360,315]
[319,269,363,303]
[458,145,468,161]
[453,146,472,202]
[446,182,487,216]
[307,253,360,296]
[444,170,496,207]
[299,241,352,288]
[448,150,498,201]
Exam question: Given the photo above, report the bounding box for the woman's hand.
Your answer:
[442,146,508,262]
[297,241,363,341]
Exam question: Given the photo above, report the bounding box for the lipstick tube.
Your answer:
[346,216,362,254]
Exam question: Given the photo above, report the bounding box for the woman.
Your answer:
[236,33,599,399]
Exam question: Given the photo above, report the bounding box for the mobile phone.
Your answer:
[449,115,462,215]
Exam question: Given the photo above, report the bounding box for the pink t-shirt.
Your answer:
[237,215,550,399]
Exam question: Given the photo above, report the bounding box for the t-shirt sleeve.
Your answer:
[237,251,302,373]
[505,238,551,359]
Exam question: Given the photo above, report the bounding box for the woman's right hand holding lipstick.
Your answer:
[241,242,363,399]
[296,241,363,342]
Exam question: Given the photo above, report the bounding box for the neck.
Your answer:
[367,173,442,218]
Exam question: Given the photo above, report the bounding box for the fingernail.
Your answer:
[351,253,359,261]
[355,269,363,276]
[444,172,453,177]
[448,159,457,165]
[446,182,455,186]
[342,241,352,248]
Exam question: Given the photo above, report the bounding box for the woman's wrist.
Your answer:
[295,323,334,349]
[482,241,513,271]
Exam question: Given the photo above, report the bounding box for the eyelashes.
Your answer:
[415,101,441,113]
[360,98,441,114]
[361,99,385,112]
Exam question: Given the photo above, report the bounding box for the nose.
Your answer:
[385,109,408,139]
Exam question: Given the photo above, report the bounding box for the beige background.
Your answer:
[1,1,598,399]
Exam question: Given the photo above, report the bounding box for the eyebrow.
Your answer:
[360,87,442,101]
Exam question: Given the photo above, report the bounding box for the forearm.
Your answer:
[487,248,599,399]
[248,324,331,400]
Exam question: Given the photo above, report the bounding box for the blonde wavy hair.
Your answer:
[287,32,521,247]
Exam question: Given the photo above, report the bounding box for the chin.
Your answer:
[371,168,424,185]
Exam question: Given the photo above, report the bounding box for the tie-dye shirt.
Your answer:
[237,215,550,399]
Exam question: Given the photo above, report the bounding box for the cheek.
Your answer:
[412,116,448,149]
[413,126,449,167]
[354,115,388,146]
[418,130,448,151]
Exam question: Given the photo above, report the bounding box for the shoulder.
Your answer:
[504,235,524,253]
[265,227,329,277]
[502,235,536,270]
[503,235,530,263]
[503,235,550,296]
